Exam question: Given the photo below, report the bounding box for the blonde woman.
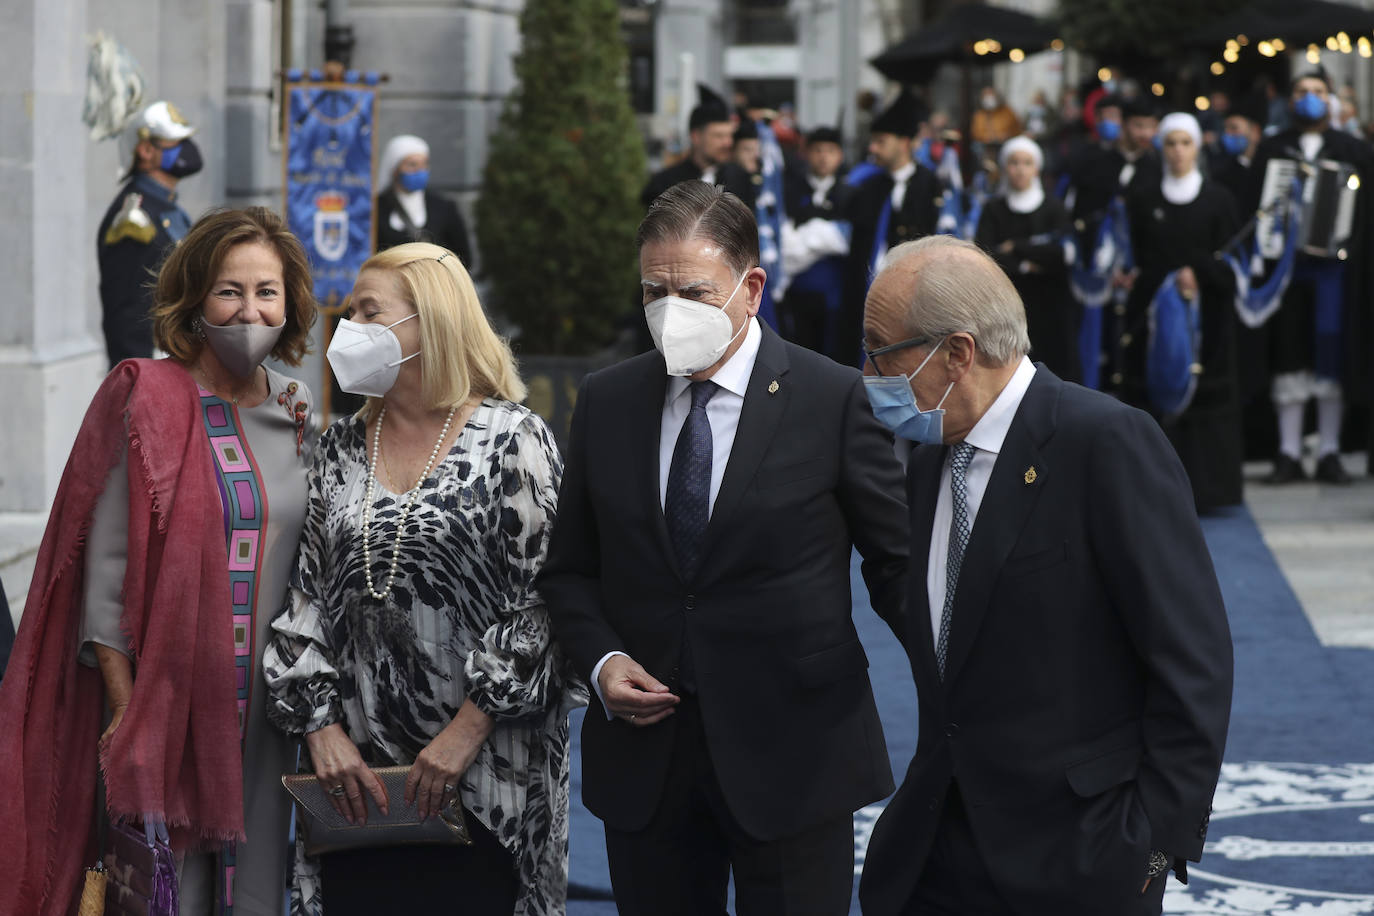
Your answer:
[263,242,584,915]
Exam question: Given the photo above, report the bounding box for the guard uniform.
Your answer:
[96,174,190,364]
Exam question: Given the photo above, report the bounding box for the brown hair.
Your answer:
[635,181,759,278]
[151,207,317,365]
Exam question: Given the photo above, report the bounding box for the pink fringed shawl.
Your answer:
[0,359,244,916]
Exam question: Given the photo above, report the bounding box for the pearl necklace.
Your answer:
[362,404,458,601]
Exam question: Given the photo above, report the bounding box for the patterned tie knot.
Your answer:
[690,380,718,411]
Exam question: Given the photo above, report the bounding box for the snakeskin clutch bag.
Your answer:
[281,766,472,856]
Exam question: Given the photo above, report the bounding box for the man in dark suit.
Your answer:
[857,235,1233,915]
[539,180,909,915]
[642,86,755,209]
[841,90,943,368]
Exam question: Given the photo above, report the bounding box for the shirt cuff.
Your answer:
[590,651,629,720]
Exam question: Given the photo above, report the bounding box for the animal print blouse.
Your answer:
[263,398,586,916]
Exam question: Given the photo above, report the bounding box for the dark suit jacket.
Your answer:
[538,324,910,841]
[376,188,473,267]
[859,367,1233,915]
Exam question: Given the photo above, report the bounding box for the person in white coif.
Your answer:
[375,134,473,266]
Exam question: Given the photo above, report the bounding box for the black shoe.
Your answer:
[1314,453,1352,484]
[1265,454,1307,484]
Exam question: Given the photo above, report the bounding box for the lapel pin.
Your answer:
[1024,466,1038,485]
[767,380,780,395]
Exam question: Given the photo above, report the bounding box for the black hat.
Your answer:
[1290,68,1333,92]
[870,90,928,138]
[689,83,732,131]
[806,126,843,146]
[1121,95,1160,122]
[734,117,759,141]
[1229,91,1269,127]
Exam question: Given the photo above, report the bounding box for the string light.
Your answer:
[1236,34,1249,45]
[1226,39,1240,51]
[1272,38,1286,51]
[1327,36,1340,51]
[987,39,1002,53]
[1009,48,1025,62]
[1223,47,1239,63]
[974,40,990,55]
[1258,41,1275,57]
[1098,66,1113,82]
[1151,82,1166,96]
[1308,44,1323,64]
[1360,36,1373,57]
[1195,96,1211,111]
[1051,39,1065,51]
[1210,62,1225,75]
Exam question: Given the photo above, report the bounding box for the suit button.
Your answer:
[684,595,696,610]
[928,795,941,811]
[944,723,960,738]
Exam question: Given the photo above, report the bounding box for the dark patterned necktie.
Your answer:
[665,381,718,579]
[936,442,976,680]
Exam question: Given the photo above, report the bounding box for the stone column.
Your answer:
[653,0,725,145]
[0,0,108,612]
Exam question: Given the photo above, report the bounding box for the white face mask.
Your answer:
[326,313,418,398]
[644,271,750,377]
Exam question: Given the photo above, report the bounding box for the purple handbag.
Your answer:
[102,820,178,916]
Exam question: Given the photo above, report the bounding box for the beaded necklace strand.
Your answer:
[362,403,458,601]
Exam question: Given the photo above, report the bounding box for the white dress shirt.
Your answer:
[926,357,1036,640]
[1299,132,1324,162]
[890,161,917,212]
[809,173,837,207]
[591,318,764,714]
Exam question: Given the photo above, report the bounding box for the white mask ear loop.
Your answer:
[385,312,420,367]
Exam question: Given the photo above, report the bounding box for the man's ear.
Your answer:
[744,266,767,317]
[944,333,978,375]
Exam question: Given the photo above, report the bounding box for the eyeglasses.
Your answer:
[862,335,929,376]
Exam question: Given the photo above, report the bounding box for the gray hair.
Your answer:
[636,181,759,278]
[875,235,1030,367]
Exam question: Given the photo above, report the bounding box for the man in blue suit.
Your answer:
[857,235,1233,915]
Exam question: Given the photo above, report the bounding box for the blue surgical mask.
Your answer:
[399,169,429,192]
[1221,132,1250,156]
[862,339,955,444]
[1294,92,1328,122]
[1097,119,1121,143]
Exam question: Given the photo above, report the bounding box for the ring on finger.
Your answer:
[329,784,346,797]
[629,714,638,721]
[443,782,457,794]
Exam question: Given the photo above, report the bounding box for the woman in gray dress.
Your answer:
[263,242,585,916]
[78,207,318,914]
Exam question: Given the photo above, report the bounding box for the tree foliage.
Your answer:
[476,0,646,355]
[1057,0,1249,64]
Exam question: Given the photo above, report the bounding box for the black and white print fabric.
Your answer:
[264,398,586,916]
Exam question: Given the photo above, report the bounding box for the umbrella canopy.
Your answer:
[1188,0,1374,48]
[870,1,1061,84]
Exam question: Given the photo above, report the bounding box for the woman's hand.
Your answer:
[305,723,389,825]
[406,700,495,820]
[100,703,128,746]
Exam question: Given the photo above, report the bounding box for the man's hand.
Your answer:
[598,655,679,726]
[1176,266,1199,300]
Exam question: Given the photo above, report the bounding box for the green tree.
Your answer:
[477,0,646,355]
[1058,0,1248,65]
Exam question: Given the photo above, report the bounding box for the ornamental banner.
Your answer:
[282,70,379,414]
[283,75,377,306]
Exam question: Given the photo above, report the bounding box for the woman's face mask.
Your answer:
[644,270,750,377]
[326,313,419,397]
[862,338,955,444]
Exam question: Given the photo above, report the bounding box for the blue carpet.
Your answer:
[566,505,1374,914]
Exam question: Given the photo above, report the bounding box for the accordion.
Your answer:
[1257,157,1359,260]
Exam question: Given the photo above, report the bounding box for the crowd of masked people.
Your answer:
[648,72,1374,512]
[0,73,1344,916]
